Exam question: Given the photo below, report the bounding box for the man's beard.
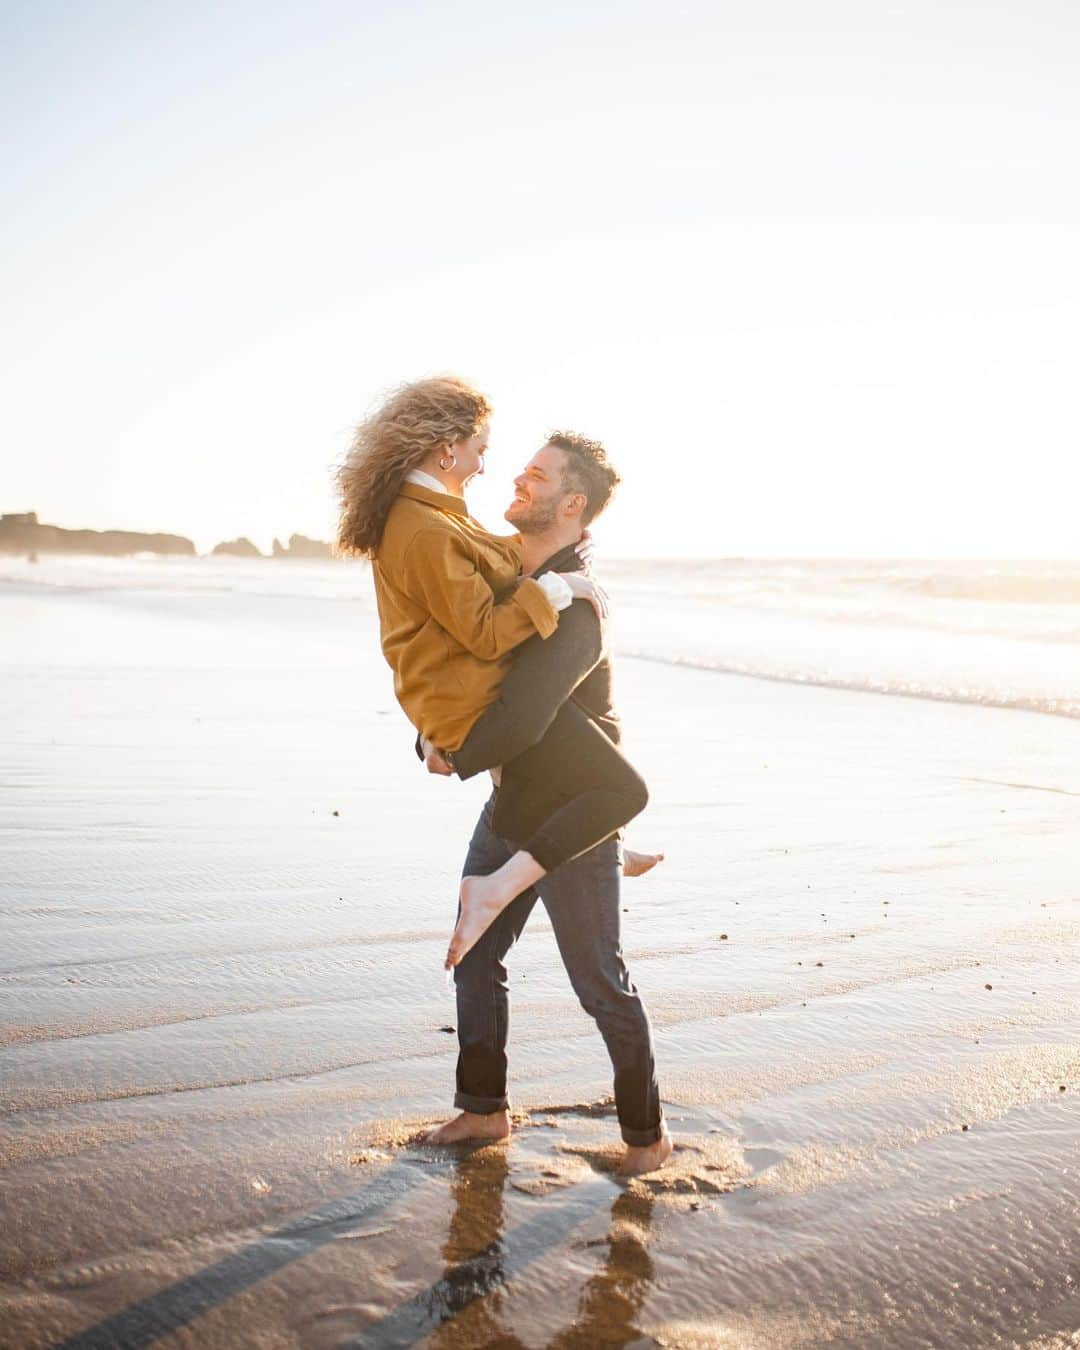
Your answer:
[510,497,559,534]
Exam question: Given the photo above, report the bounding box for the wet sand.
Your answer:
[2,580,1079,1347]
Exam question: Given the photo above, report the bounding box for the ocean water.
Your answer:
[606,557,1080,720]
[3,552,1078,717]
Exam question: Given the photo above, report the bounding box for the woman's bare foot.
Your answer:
[422,1110,511,1145]
[445,851,546,968]
[616,1125,673,1177]
[446,874,507,969]
[624,849,665,878]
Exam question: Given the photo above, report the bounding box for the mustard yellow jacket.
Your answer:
[372,482,559,750]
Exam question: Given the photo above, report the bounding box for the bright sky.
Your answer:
[3,1,1078,557]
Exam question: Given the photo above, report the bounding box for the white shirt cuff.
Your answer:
[535,571,573,612]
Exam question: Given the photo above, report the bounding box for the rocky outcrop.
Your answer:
[210,537,264,558]
[271,533,333,560]
[0,512,195,557]
[1,512,335,562]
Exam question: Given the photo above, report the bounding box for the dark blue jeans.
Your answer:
[453,795,664,1146]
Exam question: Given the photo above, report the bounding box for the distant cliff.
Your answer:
[272,533,333,560]
[211,537,264,558]
[210,536,334,559]
[0,512,195,557]
[1,511,336,561]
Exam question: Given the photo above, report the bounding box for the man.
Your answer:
[420,432,672,1177]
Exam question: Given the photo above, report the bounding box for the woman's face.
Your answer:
[451,423,490,490]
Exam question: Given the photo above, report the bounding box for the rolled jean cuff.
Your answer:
[619,1112,664,1147]
[454,1089,509,1115]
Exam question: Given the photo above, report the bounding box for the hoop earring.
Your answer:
[438,452,457,471]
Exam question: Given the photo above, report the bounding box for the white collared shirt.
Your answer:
[405,468,452,494]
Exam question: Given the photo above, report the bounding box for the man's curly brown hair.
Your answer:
[335,377,492,557]
[546,431,621,526]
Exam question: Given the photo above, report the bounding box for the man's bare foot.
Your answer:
[624,849,665,878]
[445,851,546,968]
[421,1110,512,1145]
[616,1125,673,1176]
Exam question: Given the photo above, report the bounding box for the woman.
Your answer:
[336,376,649,968]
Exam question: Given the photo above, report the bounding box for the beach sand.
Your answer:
[2,577,1079,1348]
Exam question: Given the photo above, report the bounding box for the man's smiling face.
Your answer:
[504,443,574,534]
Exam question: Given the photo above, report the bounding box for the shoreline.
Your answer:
[622,648,1080,722]
[621,645,1080,723]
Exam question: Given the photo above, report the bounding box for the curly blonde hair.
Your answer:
[335,377,492,557]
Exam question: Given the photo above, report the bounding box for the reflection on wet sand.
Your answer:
[425,1145,529,1350]
[353,1137,658,1347]
[550,1190,656,1350]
